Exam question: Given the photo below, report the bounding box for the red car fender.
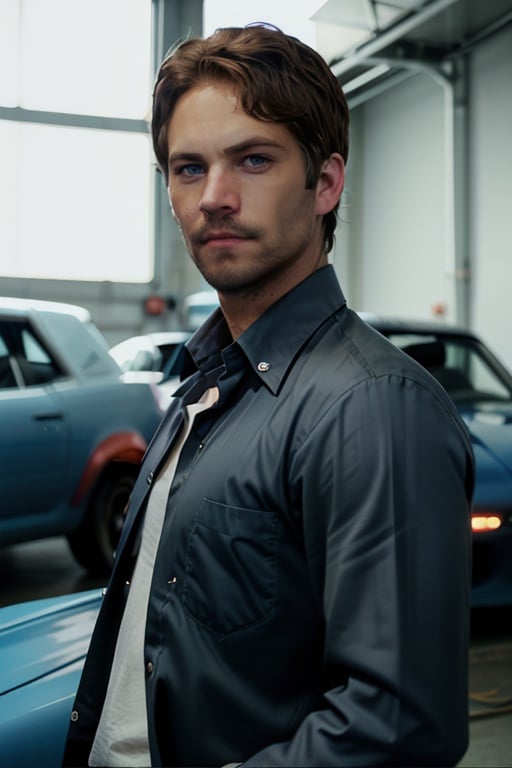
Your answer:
[72,431,147,506]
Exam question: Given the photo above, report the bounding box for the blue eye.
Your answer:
[180,163,204,176]
[246,155,267,167]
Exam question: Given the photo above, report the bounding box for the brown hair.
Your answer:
[152,24,349,254]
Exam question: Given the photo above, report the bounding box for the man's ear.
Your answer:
[315,153,345,215]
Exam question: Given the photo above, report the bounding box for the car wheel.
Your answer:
[67,464,137,576]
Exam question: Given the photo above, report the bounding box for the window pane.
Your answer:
[20,0,152,118]
[22,329,52,365]
[0,0,20,106]
[0,120,18,262]
[0,120,153,282]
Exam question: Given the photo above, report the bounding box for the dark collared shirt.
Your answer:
[63,265,474,768]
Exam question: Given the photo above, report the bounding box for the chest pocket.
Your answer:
[182,498,279,638]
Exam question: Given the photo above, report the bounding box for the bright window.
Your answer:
[0,0,20,107]
[0,0,154,283]
[1,121,152,281]
[2,0,152,118]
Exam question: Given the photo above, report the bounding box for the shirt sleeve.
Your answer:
[243,374,474,767]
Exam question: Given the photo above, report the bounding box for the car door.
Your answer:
[0,320,69,534]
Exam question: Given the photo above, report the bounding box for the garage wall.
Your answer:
[334,23,512,369]
[336,74,448,322]
[469,25,512,369]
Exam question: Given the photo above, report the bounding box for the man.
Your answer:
[63,24,474,767]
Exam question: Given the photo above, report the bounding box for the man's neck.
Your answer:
[218,258,327,339]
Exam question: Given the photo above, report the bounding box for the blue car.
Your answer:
[0,297,166,576]
[0,590,102,768]
[364,315,512,608]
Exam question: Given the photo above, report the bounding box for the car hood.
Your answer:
[461,403,512,503]
[0,590,102,694]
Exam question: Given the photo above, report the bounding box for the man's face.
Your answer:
[166,80,328,298]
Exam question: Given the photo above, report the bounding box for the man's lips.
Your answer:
[191,224,259,248]
[201,232,251,246]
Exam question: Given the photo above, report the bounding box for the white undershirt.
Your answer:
[89,387,219,767]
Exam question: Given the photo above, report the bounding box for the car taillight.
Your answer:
[471,512,503,533]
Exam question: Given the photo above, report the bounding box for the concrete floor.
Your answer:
[460,626,512,767]
[1,537,511,766]
[462,711,512,767]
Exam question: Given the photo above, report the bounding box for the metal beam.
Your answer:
[331,0,460,79]
[152,0,203,72]
[151,0,204,298]
[0,106,148,133]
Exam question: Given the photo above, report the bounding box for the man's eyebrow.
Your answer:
[224,138,285,155]
[168,138,285,164]
[168,151,203,164]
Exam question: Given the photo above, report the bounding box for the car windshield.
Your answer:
[38,311,121,379]
[386,332,512,407]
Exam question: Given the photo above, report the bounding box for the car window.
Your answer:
[387,332,512,404]
[39,311,120,379]
[22,328,52,364]
[0,328,17,388]
[0,320,62,388]
[447,340,512,402]
[20,327,62,385]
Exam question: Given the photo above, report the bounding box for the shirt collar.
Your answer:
[183,264,346,395]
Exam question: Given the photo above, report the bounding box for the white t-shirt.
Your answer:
[89,387,219,767]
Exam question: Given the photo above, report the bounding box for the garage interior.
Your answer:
[1,1,511,766]
[1,0,511,362]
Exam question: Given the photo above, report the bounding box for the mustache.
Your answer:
[191,221,261,245]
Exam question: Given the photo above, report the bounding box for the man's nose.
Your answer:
[199,168,240,218]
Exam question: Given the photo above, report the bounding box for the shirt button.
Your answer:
[102,588,108,597]
[146,661,154,675]
[70,710,79,722]
[168,576,177,585]
[257,361,271,372]
[146,471,154,485]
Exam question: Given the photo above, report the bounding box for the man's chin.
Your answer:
[193,261,261,295]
